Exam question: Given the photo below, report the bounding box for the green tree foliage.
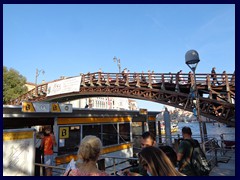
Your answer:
[3,66,28,104]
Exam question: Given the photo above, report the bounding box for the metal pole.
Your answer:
[35,68,38,85]
[118,59,121,73]
[35,68,45,96]
[193,70,205,152]
[35,69,39,96]
[155,115,159,145]
[113,158,116,175]
[164,107,172,146]
[113,57,121,73]
[145,114,149,132]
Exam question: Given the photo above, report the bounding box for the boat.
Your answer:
[3,105,161,175]
[160,120,179,134]
[222,140,235,149]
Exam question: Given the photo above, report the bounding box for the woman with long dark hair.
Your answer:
[138,146,184,176]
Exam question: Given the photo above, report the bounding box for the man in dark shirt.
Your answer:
[177,126,198,176]
[211,67,220,85]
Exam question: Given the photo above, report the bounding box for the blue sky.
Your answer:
[3,4,235,110]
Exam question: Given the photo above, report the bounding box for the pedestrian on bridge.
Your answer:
[221,70,226,84]
[98,68,104,81]
[230,70,235,84]
[179,70,185,82]
[122,68,127,81]
[141,71,146,83]
[211,67,220,85]
[133,72,137,82]
[152,70,156,83]
[188,71,193,84]
[169,72,173,83]
[177,70,185,84]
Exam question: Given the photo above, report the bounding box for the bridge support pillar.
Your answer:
[175,73,180,92]
[125,75,129,87]
[105,74,110,86]
[97,75,102,86]
[161,74,165,90]
[148,73,152,89]
[225,74,232,103]
[164,107,172,147]
[81,75,87,87]
[115,74,119,86]
[202,121,208,142]
[175,84,179,92]
[90,75,94,86]
[207,75,213,99]
[136,74,140,88]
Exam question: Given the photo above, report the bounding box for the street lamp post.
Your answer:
[35,68,45,95]
[35,68,45,85]
[113,56,121,73]
[185,50,205,151]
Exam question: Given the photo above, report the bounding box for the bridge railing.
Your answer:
[8,72,235,106]
[82,72,234,86]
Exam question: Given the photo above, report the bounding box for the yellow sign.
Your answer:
[59,127,69,139]
[139,108,148,115]
[22,102,71,113]
[22,102,35,112]
[57,117,132,125]
[51,103,72,113]
[51,103,61,112]
[3,131,33,141]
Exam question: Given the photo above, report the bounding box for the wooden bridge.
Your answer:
[8,71,235,126]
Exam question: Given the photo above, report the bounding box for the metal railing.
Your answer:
[9,72,235,105]
[33,131,234,175]
[35,163,66,176]
[35,133,234,176]
[99,155,138,175]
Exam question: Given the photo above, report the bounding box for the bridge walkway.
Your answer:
[209,149,235,176]
[8,71,235,126]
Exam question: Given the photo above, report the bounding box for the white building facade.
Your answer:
[69,97,138,110]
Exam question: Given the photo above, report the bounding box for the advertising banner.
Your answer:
[46,76,81,97]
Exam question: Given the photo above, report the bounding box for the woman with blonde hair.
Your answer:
[64,135,109,176]
[138,146,184,176]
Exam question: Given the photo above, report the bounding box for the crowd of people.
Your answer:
[84,67,232,87]
[121,131,183,176]
[35,125,208,176]
[60,127,203,176]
